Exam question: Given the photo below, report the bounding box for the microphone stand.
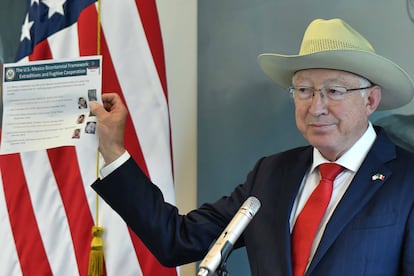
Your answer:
[216,260,229,276]
[197,247,232,276]
[215,248,232,276]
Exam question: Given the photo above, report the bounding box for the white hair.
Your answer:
[358,76,372,97]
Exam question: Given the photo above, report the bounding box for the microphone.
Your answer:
[197,196,261,276]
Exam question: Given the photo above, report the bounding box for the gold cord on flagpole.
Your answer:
[88,0,104,275]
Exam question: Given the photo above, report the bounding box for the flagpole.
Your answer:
[88,0,104,275]
[95,0,102,225]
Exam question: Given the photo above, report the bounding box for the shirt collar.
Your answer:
[312,122,377,173]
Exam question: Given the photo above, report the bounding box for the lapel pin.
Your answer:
[371,173,385,181]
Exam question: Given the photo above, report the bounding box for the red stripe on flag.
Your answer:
[47,147,95,276]
[135,0,168,98]
[77,3,150,176]
[29,39,53,61]
[77,4,98,56]
[128,228,179,275]
[0,154,53,276]
[135,0,175,186]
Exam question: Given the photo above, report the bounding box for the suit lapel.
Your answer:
[307,129,396,274]
[261,146,313,276]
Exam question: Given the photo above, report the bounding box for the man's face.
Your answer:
[292,69,381,161]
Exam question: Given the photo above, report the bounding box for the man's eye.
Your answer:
[298,87,311,93]
[327,88,341,94]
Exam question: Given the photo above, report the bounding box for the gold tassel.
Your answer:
[88,226,104,276]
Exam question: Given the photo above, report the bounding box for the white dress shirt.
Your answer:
[100,150,131,178]
[289,122,377,270]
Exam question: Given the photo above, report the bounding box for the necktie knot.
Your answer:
[319,163,343,181]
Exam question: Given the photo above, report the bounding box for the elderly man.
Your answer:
[90,18,414,276]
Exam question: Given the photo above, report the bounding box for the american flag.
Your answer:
[0,0,177,275]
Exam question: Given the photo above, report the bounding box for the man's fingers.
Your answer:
[90,93,120,114]
[101,93,119,105]
[89,101,106,116]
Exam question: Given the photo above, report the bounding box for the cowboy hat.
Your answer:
[258,18,414,110]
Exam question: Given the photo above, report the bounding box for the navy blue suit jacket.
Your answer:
[92,127,414,275]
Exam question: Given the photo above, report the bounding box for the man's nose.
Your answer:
[308,90,328,115]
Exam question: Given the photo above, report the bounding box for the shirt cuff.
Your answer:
[100,151,131,178]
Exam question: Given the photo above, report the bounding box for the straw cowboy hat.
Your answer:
[258,18,414,110]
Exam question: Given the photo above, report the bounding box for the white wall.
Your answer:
[157,1,198,275]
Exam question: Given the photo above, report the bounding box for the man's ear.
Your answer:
[366,85,382,115]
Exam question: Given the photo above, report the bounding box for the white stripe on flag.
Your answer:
[100,202,144,276]
[21,151,79,276]
[75,144,144,276]
[47,23,80,58]
[75,144,101,219]
[101,0,175,204]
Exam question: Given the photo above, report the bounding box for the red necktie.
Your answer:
[291,163,344,276]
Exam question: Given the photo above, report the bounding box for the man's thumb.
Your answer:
[89,101,104,116]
